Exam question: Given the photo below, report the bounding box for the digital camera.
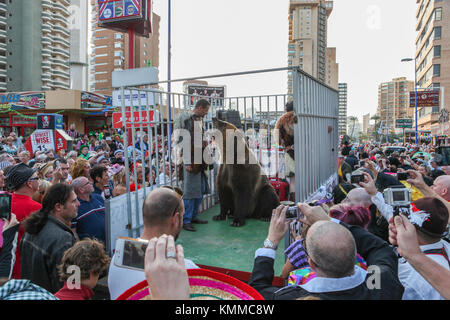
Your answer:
[383,187,411,207]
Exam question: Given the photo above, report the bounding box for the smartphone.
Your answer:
[351,174,365,184]
[397,172,410,181]
[114,237,148,271]
[285,206,304,221]
[0,192,12,220]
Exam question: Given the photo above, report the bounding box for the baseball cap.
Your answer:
[411,197,449,238]
[5,163,37,190]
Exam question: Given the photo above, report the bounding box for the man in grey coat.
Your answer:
[174,99,211,232]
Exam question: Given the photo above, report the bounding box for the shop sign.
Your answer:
[81,92,112,111]
[0,92,45,110]
[11,115,35,126]
[112,110,155,128]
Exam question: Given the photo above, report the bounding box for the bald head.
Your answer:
[432,175,450,201]
[346,188,372,207]
[142,188,183,228]
[306,221,356,278]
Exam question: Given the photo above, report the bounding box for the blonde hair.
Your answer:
[71,158,89,180]
[37,161,54,180]
[112,167,125,187]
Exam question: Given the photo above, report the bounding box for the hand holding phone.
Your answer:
[2,213,19,233]
[0,192,12,221]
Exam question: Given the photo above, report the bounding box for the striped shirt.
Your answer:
[72,193,106,244]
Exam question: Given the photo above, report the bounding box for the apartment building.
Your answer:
[90,0,160,96]
[338,83,347,135]
[415,0,450,135]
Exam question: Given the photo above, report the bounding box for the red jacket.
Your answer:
[54,283,94,300]
[11,193,42,279]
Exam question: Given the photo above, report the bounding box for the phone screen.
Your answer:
[121,240,148,270]
[0,193,12,220]
[392,191,406,202]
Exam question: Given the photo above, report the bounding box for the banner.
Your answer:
[187,85,225,107]
[112,110,155,128]
[410,90,440,108]
[29,130,55,153]
[98,0,143,23]
[113,90,155,108]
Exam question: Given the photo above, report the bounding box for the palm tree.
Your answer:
[349,116,358,138]
[371,115,381,142]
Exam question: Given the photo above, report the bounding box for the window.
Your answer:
[114,42,122,48]
[433,64,441,76]
[434,8,442,21]
[434,26,441,39]
[434,45,441,57]
[114,51,123,57]
[114,33,123,40]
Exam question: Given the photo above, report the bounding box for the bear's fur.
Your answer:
[212,118,280,227]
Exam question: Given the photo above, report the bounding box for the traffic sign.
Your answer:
[395,119,413,129]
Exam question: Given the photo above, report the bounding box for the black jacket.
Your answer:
[0,224,19,279]
[345,155,359,171]
[20,216,76,294]
[248,222,404,300]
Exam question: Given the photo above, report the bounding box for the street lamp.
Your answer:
[401,57,418,145]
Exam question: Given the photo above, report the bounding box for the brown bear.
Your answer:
[211,118,280,227]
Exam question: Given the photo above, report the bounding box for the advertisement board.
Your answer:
[81,92,112,111]
[410,90,440,108]
[187,85,226,107]
[113,90,155,108]
[98,0,144,22]
[0,92,45,110]
[112,110,155,128]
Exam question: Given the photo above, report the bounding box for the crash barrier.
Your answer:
[105,67,339,255]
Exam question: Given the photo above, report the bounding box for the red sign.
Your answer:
[112,111,155,128]
[410,90,440,108]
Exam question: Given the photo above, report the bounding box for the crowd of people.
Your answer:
[1,102,450,300]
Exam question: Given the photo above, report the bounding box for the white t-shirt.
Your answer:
[108,252,198,300]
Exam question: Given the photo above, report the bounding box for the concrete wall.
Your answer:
[7,0,42,91]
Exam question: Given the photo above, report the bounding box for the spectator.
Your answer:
[0,168,6,191]
[108,186,198,300]
[0,214,20,279]
[344,150,358,171]
[78,145,90,160]
[66,123,79,140]
[67,150,78,162]
[248,204,404,299]
[37,161,54,182]
[32,179,51,204]
[144,235,190,300]
[156,161,172,186]
[20,184,80,294]
[52,158,71,184]
[3,137,17,155]
[111,165,126,197]
[389,214,450,300]
[5,163,42,279]
[54,239,110,300]
[90,165,109,198]
[71,177,106,244]
[71,158,91,181]
[9,132,23,153]
[18,151,30,166]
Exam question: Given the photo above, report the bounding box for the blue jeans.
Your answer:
[183,173,207,224]
[183,198,203,224]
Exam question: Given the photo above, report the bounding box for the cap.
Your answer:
[411,197,449,238]
[5,163,37,190]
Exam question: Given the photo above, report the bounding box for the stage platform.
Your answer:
[176,204,286,275]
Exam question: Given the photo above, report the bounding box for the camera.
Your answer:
[351,174,365,184]
[285,206,304,221]
[383,187,411,207]
[397,172,410,181]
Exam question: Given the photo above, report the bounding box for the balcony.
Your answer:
[52,15,69,28]
[53,48,70,59]
[52,69,70,79]
[0,2,6,12]
[42,11,52,20]
[42,24,52,33]
[42,0,52,10]
[53,80,70,89]
[54,25,70,37]
[0,43,6,51]
[52,37,70,48]
[54,3,70,17]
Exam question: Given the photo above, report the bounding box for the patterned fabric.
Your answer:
[284,240,308,270]
[287,254,368,286]
[0,280,58,300]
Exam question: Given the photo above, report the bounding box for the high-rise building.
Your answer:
[326,47,338,90]
[90,0,160,96]
[288,0,333,94]
[338,83,347,135]
[347,116,361,139]
[69,0,89,91]
[362,113,371,134]
[415,0,450,136]
[4,0,71,92]
[377,77,415,134]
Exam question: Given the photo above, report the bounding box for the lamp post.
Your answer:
[401,57,418,145]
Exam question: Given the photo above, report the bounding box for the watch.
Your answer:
[263,238,278,250]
